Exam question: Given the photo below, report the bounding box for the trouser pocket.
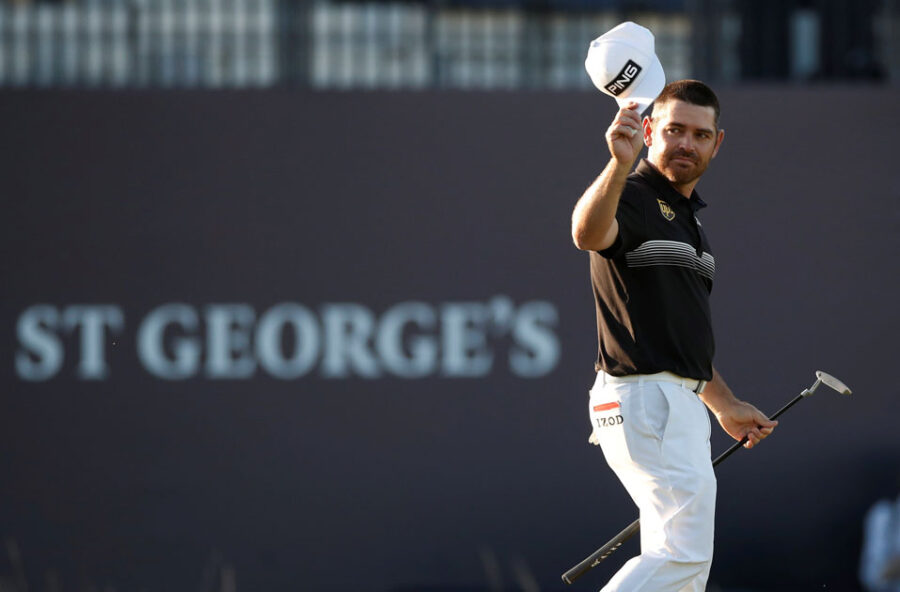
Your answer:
[589,382,669,473]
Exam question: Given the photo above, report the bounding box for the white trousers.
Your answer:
[589,372,716,592]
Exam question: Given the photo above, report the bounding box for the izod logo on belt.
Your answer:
[593,401,623,428]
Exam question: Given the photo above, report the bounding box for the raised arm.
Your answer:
[571,101,645,252]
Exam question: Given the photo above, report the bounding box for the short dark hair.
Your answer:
[652,80,721,128]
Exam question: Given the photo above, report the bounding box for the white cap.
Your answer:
[584,22,666,114]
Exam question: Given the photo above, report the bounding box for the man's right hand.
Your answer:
[606,101,645,165]
[571,102,644,252]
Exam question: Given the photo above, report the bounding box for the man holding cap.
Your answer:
[572,22,777,592]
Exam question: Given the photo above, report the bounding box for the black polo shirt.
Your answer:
[590,159,715,381]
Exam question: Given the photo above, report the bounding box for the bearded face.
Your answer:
[645,100,723,192]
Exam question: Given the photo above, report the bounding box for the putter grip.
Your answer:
[561,519,640,584]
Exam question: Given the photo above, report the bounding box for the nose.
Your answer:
[677,134,695,152]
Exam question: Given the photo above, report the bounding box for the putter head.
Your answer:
[815,370,852,395]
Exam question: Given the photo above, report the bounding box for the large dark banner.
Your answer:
[1,89,898,591]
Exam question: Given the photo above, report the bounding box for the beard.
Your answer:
[658,148,710,186]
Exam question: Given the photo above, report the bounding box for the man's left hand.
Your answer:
[714,401,777,449]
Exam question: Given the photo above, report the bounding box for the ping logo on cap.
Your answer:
[605,59,643,96]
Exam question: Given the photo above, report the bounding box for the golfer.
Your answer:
[571,80,778,591]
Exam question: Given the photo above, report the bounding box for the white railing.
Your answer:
[4,1,889,88]
[0,0,278,87]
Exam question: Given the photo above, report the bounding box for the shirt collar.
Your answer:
[634,159,708,212]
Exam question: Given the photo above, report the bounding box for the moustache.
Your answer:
[669,150,698,162]
[672,150,697,160]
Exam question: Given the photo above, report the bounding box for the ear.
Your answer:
[642,116,653,147]
[711,128,725,158]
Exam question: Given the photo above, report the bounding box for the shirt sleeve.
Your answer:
[597,183,646,259]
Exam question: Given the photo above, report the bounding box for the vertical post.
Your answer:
[687,0,709,81]
[277,0,309,87]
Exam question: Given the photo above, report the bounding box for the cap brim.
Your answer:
[614,56,665,115]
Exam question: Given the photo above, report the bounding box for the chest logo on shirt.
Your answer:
[657,199,676,221]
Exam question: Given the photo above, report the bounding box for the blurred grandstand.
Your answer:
[0,0,896,89]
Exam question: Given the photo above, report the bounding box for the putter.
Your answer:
[561,370,852,585]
